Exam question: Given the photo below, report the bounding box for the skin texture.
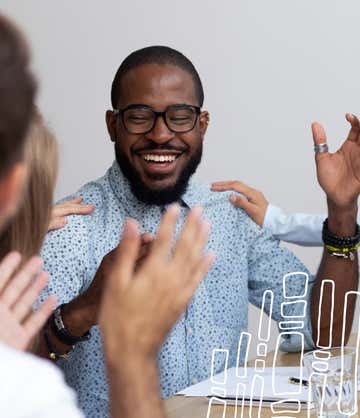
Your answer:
[106,64,209,195]
[211,181,269,227]
[48,196,95,231]
[212,113,360,346]
[0,252,56,351]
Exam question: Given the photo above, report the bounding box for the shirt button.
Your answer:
[187,327,193,334]
[191,378,198,385]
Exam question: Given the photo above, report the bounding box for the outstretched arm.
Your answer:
[309,114,360,346]
[211,181,325,246]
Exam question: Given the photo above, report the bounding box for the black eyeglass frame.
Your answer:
[113,104,202,134]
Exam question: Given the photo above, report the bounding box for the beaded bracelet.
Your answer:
[44,320,73,361]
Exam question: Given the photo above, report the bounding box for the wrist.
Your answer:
[327,199,358,236]
[62,297,95,337]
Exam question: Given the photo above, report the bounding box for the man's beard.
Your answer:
[115,143,202,206]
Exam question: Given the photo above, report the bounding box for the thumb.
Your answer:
[311,122,329,161]
[111,219,140,287]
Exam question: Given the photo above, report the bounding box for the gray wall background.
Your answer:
[2,0,360,358]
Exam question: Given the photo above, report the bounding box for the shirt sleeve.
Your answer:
[263,204,325,246]
[246,216,316,352]
[37,209,91,306]
[0,343,84,418]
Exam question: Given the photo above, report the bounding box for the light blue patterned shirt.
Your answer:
[40,161,315,418]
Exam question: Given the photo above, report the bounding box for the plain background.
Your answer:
[2,0,360,358]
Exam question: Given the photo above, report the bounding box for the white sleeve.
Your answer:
[263,204,325,246]
[0,343,84,418]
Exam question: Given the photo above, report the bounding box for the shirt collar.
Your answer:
[108,160,208,211]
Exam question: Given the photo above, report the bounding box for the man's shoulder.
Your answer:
[189,181,250,222]
[43,170,116,251]
[58,170,112,208]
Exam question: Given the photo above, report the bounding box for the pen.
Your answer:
[288,377,308,387]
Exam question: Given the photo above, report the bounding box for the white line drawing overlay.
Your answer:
[236,332,251,378]
[205,272,359,416]
[316,279,335,348]
[258,289,274,341]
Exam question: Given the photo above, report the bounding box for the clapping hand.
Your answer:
[0,252,56,351]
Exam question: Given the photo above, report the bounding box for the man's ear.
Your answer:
[0,162,27,228]
[199,111,209,139]
[106,110,117,143]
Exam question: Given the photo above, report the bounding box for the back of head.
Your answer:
[0,110,58,260]
[111,45,204,108]
[0,14,36,178]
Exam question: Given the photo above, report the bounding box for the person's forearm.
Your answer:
[311,203,359,347]
[106,354,165,418]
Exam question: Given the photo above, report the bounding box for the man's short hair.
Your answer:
[0,14,36,177]
[111,46,204,109]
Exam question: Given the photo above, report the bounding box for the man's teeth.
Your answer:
[143,154,177,163]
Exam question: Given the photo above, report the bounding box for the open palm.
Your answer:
[313,114,360,207]
[0,252,56,351]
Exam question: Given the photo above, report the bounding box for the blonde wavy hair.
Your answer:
[0,109,58,259]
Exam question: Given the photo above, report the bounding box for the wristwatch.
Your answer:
[51,303,91,346]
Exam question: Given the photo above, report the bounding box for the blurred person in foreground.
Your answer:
[0,13,213,418]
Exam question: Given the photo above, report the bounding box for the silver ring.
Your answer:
[314,143,328,154]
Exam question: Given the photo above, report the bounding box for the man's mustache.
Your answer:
[132,142,188,153]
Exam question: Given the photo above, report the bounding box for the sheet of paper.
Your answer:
[179,367,310,402]
[179,366,360,401]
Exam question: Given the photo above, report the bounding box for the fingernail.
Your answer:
[202,220,212,233]
[123,219,139,237]
[206,251,217,264]
[168,203,181,216]
[192,205,204,217]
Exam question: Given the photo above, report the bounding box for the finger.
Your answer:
[150,204,181,259]
[0,256,43,307]
[53,204,95,217]
[140,232,153,245]
[345,113,360,142]
[56,197,82,206]
[0,252,22,293]
[23,295,57,342]
[211,181,256,198]
[182,252,216,299]
[311,122,327,146]
[12,272,50,321]
[190,219,211,265]
[229,194,252,208]
[68,196,83,204]
[172,206,205,268]
[137,242,151,259]
[311,122,329,162]
[48,217,67,231]
[111,219,141,288]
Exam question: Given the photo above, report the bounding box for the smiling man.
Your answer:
[108,57,207,205]
[37,46,360,418]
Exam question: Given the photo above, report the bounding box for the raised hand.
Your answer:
[0,252,56,351]
[312,113,360,208]
[211,180,269,227]
[48,196,95,231]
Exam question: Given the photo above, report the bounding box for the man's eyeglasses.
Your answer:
[113,104,201,134]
